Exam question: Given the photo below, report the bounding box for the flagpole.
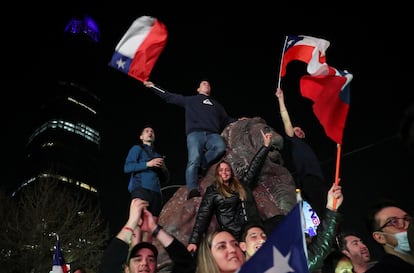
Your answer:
[296,189,309,263]
[150,85,166,93]
[333,143,342,209]
[277,35,289,88]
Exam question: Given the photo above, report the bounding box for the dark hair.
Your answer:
[199,77,209,82]
[366,199,406,233]
[128,242,158,262]
[196,77,211,88]
[240,222,265,242]
[336,231,361,251]
[140,124,154,133]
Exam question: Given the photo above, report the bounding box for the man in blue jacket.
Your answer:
[124,125,169,241]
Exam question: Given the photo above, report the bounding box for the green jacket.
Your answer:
[307,208,342,271]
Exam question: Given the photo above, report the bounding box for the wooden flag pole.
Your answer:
[333,143,342,209]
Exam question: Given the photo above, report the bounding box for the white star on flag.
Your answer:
[116,58,126,69]
[237,203,309,273]
[108,15,168,82]
[264,246,294,273]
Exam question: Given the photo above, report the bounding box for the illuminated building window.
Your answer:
[29,119,100,145]
[12,173,98,197]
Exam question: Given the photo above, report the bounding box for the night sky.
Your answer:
[3,3,413,259]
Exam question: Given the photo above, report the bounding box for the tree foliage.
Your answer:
[0,178,110,273]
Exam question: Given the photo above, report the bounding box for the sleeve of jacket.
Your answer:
[188,186,216,246]
[242,145,271,189]
[151,85,187,107]
[218,102,237,127]
[124,145,147,173]
[307,208,342,271]
[165,237,197,273]
[98,237,129,273]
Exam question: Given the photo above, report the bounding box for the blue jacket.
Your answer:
[124,144,163,193]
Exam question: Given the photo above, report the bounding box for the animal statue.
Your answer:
[155,117,297,273]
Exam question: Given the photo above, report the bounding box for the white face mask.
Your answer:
[380,231,411,254]
[393,231,411,254]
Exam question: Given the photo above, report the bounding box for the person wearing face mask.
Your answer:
[365,200,414,273]
[409,219,414,257]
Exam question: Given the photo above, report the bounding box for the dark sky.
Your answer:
[3,3,414,259]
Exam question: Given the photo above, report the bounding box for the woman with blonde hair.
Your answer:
[196,229,245,273]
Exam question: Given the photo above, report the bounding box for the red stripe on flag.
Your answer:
[282,45,316,76]
[280,35,329,77]
[128,19,168,81]
[300,74,350,144]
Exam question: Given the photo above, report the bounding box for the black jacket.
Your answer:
[365,254,414,273]
[189,146,271,245]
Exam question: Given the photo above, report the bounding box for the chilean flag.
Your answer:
[237,203,310,273]
[51,239,68,273]
[300,67,353,144]
[280,35,330,77]
[109,16,168,82]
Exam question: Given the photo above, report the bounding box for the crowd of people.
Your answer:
[92,80,414,273]
[96,196,413,273]
[96,179,345,273]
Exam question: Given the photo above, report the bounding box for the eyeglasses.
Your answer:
[377,216,413,231]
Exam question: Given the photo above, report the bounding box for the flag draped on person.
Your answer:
[237,203,310,273]
[109,16,168,82]
[279,34,353,145]
[51,238,68,273]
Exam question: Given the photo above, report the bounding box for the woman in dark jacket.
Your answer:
[187,130,273,252]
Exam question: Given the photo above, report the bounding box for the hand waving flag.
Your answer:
[279,34,353,198]
[279,34,353,144]
[109,16,168,82]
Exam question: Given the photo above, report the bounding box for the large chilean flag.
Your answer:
[109,16,168,82]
